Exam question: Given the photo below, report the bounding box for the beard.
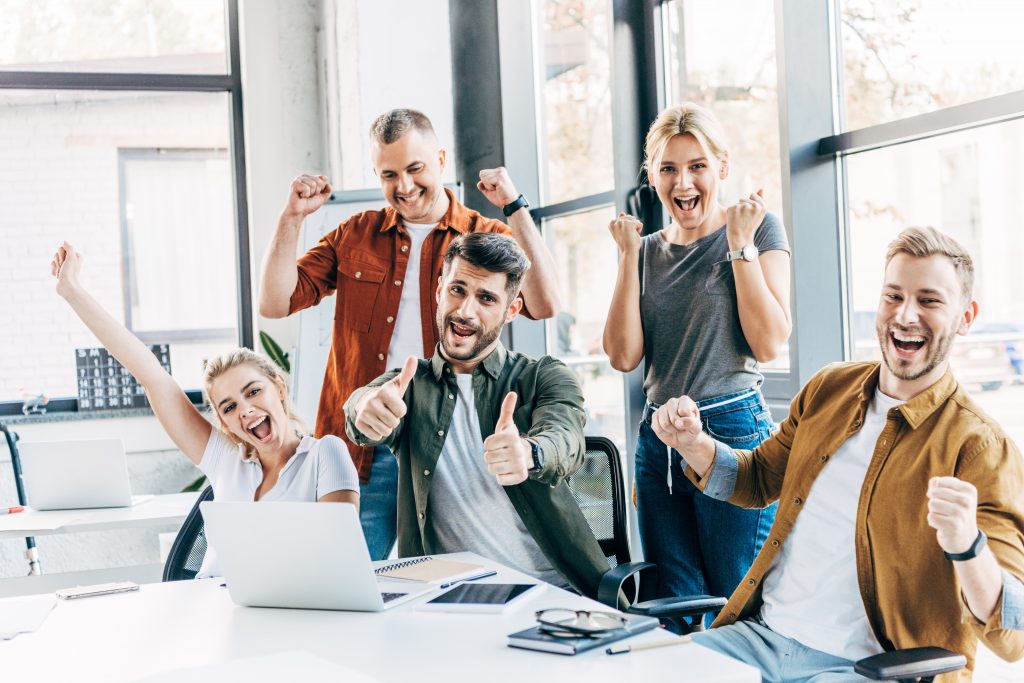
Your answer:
[876,320,957,381]
[437,311,504,362]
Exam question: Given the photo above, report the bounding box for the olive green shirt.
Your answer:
[688,362,1024,680]
[344,343,609,599]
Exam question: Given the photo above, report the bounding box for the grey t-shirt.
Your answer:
[639,213,790,405]
[426,374,566,587]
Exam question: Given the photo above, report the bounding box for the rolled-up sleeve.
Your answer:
[1002,570,1024,630]
[701,441,740,501]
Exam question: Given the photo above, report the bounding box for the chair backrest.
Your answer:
[567,436,630,569]
[162,485,214,581]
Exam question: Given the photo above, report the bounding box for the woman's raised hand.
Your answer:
[608,212,643,254]
[725,189,766,249]
[51,241,83,297]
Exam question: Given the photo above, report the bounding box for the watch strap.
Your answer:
[943,529,987,561]
[525,437,543,472]
[502,194,530,217]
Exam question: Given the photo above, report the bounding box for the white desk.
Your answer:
[0,553,759,683]
[0,492,199,540]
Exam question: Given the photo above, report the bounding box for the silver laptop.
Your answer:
[200,501,434,611]
[19,438,135,510]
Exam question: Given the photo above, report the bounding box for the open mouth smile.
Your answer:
[673,195,699,212]
[890,330,927,356]
[246,415,273,443]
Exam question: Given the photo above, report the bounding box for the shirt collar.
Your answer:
[857,363,959,429]
[379,188,469,234]
[429,341,508,381]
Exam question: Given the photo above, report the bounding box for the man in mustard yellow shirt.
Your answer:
[654,227,1023,681]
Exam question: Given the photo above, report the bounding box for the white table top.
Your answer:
[0,492,199,539]
[0,552,759,683]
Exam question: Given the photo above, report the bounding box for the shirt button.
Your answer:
[747,578,756,586]
[770,539,780,547]
[424,469,431,476]
[386,316,394,323]
[394,279,402,286]
[448,393,454,400]
[354,271,362,279]
[794,497,803,505]
[377,353,384,361]
[418,512,425,520]
[820,455,828,462]
[437,430,444,437]
[853,418,861,428]
[401,245,409,252]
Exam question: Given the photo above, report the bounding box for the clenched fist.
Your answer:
[482,392,532,486]
[353,356,417,442]
[609,212,642,254]
[477,167,520,209]
[725,189,766,250]
[283,174,333,219]
[927,476,981,556]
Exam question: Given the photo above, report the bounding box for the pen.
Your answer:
[0,506,25,515]
[606,634,691,655]
[439,570,497,589]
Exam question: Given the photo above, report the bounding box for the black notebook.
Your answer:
[507,614,660,655]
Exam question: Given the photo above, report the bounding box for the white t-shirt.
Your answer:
[760,388,903,660]
[196,429,359,578]
[387,223,436,369]
[427,374,566,587]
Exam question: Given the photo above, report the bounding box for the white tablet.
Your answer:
[418,583,539,614]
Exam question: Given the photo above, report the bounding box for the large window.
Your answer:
[0,1,248,412]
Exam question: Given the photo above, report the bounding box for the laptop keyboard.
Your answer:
[381,592,407,603]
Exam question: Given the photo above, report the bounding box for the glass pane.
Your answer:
[846,119,1024,444]
[0,0,227,74]
[840,0,1024,130]
[662,0,788,371]
[537,0,614,205]
[0,90,239,403]
[544,205,626,452]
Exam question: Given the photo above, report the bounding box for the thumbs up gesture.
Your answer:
[482,392,532,486]
[354,356,417,441]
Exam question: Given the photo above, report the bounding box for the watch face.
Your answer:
[741,244,758,261]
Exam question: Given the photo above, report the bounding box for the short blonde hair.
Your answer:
[202,348,306,457]
[885,226,975,303]
[644,102,729,179]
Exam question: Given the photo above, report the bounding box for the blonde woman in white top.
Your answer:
[51,242,359,574]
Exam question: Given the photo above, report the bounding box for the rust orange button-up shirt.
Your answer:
[689,362,1024,680]
[288,189,515,482]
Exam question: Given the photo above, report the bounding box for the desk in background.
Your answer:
[0,492,198,540]
[0,552,759,683]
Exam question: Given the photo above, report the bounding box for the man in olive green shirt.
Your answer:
[345,232,608,597]
[654,227,1024,681]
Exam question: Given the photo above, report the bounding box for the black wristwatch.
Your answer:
[943,529,987,562]
[502,194,530,217]
[525,437,544,472]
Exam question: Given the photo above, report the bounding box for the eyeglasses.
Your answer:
[535,609,628,637]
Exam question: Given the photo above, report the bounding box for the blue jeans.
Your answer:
[635,389,777,617]
[358,446,398,561]
[693,617,870,682]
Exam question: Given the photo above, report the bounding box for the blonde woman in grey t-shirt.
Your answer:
[603,103,792,618]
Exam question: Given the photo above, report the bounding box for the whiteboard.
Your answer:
[291,185,461,428]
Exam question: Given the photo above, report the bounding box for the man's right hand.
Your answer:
[353,356,417,441]
[284,174,332,219]
[651,396,704,453]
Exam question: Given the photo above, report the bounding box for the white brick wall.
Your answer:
[0,92,228,400]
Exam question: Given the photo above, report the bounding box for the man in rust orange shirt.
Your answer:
[258,108,560,559]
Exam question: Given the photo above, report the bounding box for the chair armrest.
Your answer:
[854,647,966,681]
[628,595,727,620]
[597,561,657,608]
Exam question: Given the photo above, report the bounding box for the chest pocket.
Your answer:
[337,253,386,333]
[705,260,735,296]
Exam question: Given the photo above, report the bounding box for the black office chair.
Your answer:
[569,436,726,633]
[571,436,967,679]
[162,485,214,582]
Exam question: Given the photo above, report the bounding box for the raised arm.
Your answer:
[258,174,332,318]
[602,213,645,372]
[51,243,211,464]
[477,167,560,318]
[726,191,792,363]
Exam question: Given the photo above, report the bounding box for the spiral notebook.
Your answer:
[373,556,484,583]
